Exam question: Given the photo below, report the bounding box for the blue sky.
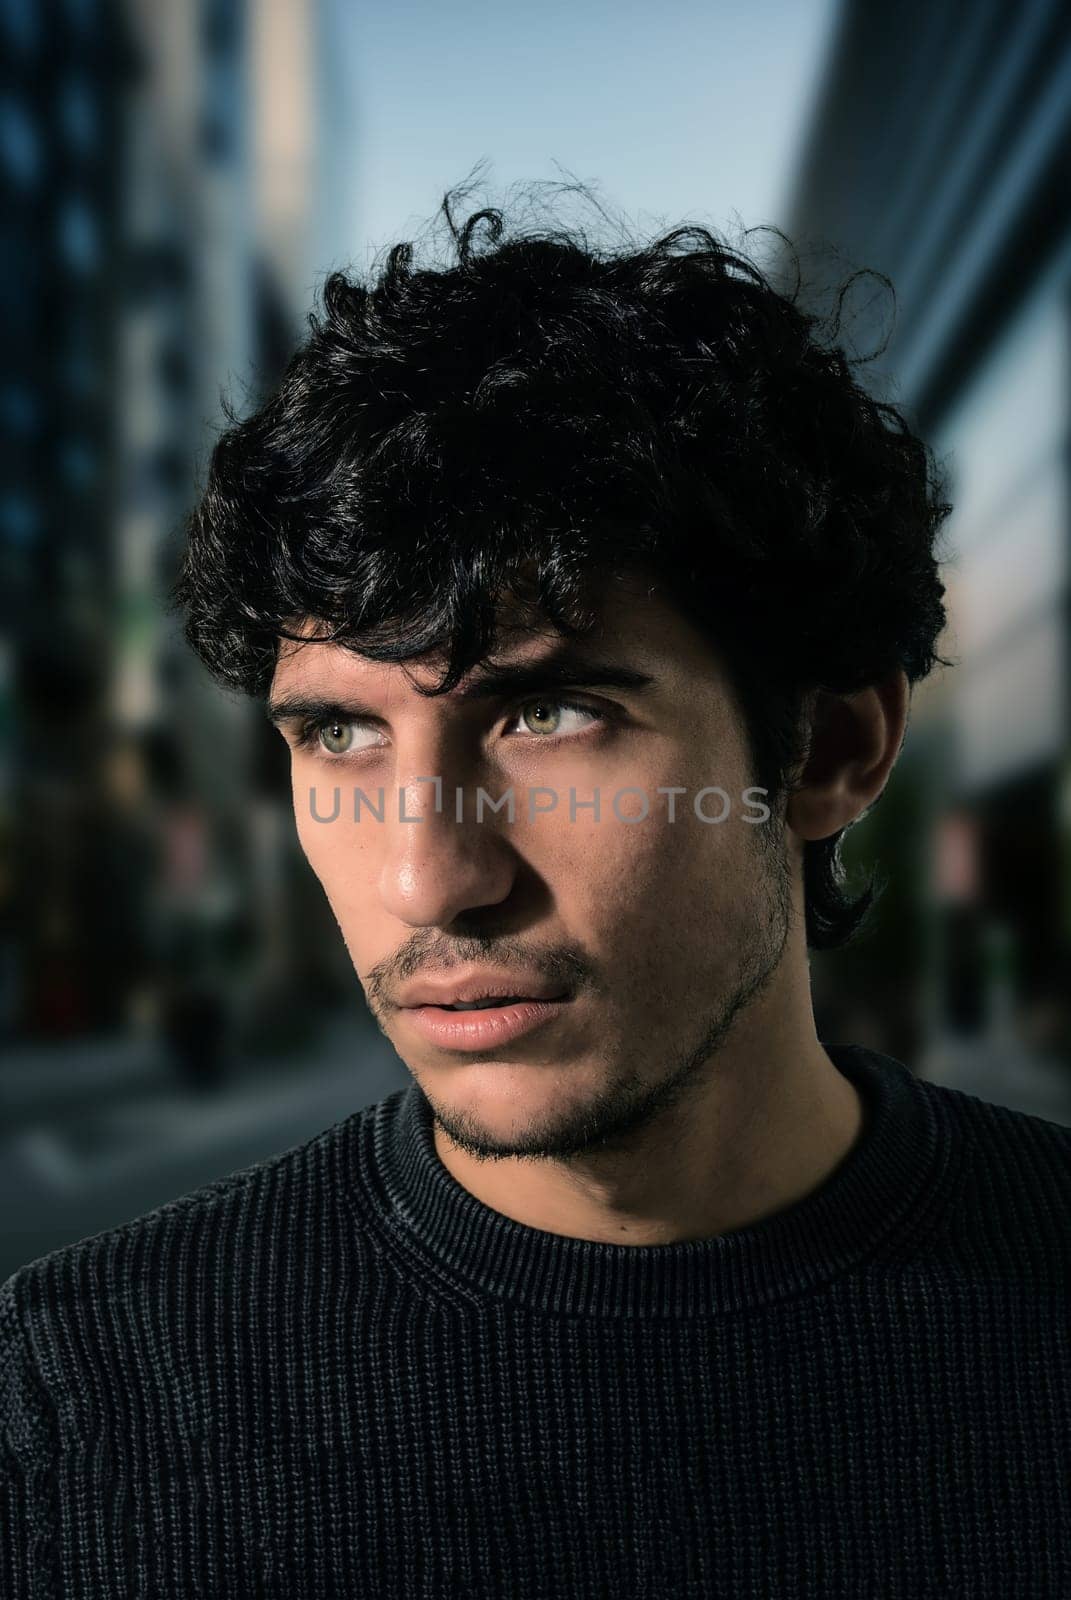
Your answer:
[321,0,839,275]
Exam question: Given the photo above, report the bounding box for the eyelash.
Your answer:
[293,697,613,758]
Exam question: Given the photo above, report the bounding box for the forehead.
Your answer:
[270,572,724,702]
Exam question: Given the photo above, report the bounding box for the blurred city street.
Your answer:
[3,0,1070,1281]
[0,1009,410,1285]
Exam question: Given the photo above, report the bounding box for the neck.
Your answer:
[431,1021,866,1247]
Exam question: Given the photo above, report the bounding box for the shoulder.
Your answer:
[913,1068,1071,1269]
[916,1066,1071,1183]
[4,1094,392,1299]
[0,1264,53,1475]
[0,1095,396,1450]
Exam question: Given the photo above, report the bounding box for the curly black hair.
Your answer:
[171,177,953,951]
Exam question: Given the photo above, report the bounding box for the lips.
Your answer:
[401,994,573,1050]
[436,995,527,1011]
[399,971,571,1009]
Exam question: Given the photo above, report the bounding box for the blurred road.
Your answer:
[0,1011,411,1285]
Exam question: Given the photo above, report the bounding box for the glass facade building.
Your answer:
[788,0,1071,1084]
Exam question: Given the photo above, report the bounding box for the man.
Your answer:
[2,186,1068,1598]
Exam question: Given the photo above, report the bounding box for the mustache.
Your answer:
[365,942,592,1010]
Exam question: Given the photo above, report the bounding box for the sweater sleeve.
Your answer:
[0,1271,56,1600]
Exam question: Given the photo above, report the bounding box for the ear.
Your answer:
[785,670,910,844]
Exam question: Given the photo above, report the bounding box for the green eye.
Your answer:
[319,721,354,754]
[510,698,609,740]
[520,701,562,735]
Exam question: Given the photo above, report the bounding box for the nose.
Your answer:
[377,771,517,928]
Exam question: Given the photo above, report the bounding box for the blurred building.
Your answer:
[1,0,363,1048]
[788,0,1071,1074]
[1,0,136,1037]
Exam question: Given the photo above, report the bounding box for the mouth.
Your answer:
[400,993,574,1051]
[425,993,565,1012]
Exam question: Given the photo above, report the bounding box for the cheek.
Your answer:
[537,808,762,1021]
[535,797,748,935]
[294,791,332,875]
[293,790,374,914]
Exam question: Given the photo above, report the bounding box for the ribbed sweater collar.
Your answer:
[353,1043,961,1318]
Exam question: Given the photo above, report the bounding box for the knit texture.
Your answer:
[1,1042,1069,1598]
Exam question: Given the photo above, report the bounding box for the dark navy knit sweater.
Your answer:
[1,1042,1069,1598]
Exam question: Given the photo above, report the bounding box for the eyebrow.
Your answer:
[264,651,656,727]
